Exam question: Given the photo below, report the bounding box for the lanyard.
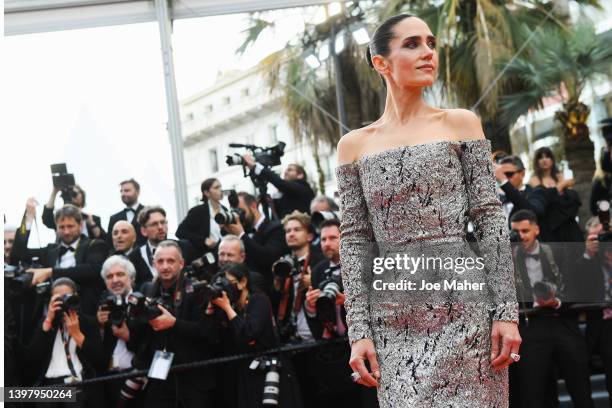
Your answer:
[60,326,79,378]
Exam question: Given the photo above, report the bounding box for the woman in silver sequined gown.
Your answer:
[335,14,521,408]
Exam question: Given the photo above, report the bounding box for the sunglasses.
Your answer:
[504,171,517,178]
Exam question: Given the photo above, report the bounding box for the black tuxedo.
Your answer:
[128,239,196,287]
[10,229,109,317]
[256,167,315,219]
[136,279,221,408]
[25,314,106,385]
[509,242,594,408]
[241,218,288,291]
[107,204,146,246]
[42,206,105,240]
[176,202,228,258]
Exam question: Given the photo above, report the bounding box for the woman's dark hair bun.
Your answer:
[365,46,374,69]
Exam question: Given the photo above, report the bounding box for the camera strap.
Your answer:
[59,326,79,380]
[293,255,310,313]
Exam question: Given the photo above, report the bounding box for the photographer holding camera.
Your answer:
[221,192,287,292]
[508,209,594,408]
[211,262,303,408]
[44,185,106,240]
[572,216,612,401]
[176,178,227,258]
[218,235,267,294]
[242,154,314,219]
[96,255,146,407]
[137,240,220,408]
[26,278,105,406]
[11,200,109,318]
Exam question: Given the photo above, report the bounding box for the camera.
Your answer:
[127,292,173,323]
[226,142,286,168]
[214,190,245,225]
[316,268,343,325]
[185,272,240,306]
[99,292,128,326]
[4,258,44,294]
[53,293,81,327]
[596,200,612,242]
[533,281,556,304]
[184,252,218,282]
[272,255,301,279]
[311,211,339,230]
[509,229,522,243]
[51,163,78,204]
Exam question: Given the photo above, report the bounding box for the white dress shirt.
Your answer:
[45,329,84,380]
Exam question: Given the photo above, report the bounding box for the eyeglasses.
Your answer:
[146,220,168,228]
[504,171,517,178]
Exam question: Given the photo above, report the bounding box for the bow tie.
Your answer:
[124,208,135,213]
[525,253,540,261]
[59,246,75,256]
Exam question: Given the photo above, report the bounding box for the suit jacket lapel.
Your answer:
[74,235,89,264]
[48,245,60,268]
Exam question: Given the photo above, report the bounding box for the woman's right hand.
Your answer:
[43,295,63,331]
[349,338,380,387]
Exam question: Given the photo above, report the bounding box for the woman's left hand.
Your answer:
[490,320,521,370]
[211,291,231,311]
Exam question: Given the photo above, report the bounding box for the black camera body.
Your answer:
[4,259,44,295]
[99,292,128,326]
[316,268,344,325]
[127,292,173,323]
[53,293,81,327]
[184,252,218,282]
[272,255,301,279]
[311,211,339,230]
[185,272,240,307]
[214,190,246,226]
[51,163,78,204]
[226,142,286,168]
[509,229,522,243]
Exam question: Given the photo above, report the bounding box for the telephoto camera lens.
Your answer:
[316,279,342,324]
[262,358,280,406]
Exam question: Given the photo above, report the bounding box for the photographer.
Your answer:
[108,179,146,246]
[218,235,267,294]
[44,185,106,240]
[211,263,303,408]
[138,240,220,408]
[176,178,227,258]
[5,224,16,264]
[242,155,314,219]
[494,155,537,226]
[111,221,137,256]
[221,192,287,292]
[129,206,195,286]
[25,278,105,407]
[590,118,612,215]
[11,200,108,317]
[572,216,612,401]
[97,255,145,407]
[508,209,593,408]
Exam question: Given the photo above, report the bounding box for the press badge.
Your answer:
[148,350,175,380]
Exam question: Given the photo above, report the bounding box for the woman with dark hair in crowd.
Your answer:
[335,13,521,407]
[176,177,227,257]
[211,263,302,408]
[529,146,575,193]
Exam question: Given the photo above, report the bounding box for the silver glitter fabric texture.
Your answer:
[335,139,519,408]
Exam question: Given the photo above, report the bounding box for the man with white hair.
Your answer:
[97,255,144,407]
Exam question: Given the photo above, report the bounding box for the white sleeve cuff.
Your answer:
[254,163,264,176]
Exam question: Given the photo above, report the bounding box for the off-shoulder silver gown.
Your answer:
[335,139,519,408]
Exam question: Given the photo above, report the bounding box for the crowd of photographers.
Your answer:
[3,150,377,408]
[4,130,612,407]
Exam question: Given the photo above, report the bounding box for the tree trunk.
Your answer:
[563,131,596,229]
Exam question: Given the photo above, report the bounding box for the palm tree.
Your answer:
[500,19,612,223]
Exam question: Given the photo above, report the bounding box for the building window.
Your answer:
[269,124,278,144]
[209,148,219,173]
[186,112,194,121]
[241,88,249,97]
[205,104,213,113]
[222,96,231,105]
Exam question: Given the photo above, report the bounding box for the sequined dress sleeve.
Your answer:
[335,162,376,344]
[459,140,519,323]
